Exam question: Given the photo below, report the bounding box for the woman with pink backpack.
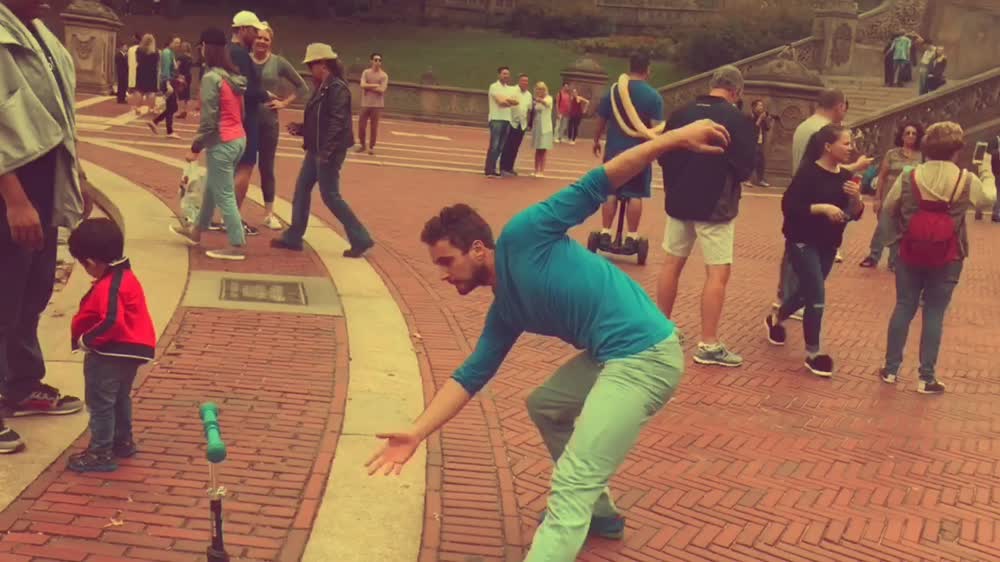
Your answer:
[879,122,997,394]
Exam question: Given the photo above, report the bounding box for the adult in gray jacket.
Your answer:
[0,0,85,454]
[252,23,309,230]
[271,44,373,258]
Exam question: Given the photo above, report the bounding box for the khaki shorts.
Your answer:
[662,218,735,265]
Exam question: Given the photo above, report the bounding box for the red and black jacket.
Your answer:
[71,258,156,361]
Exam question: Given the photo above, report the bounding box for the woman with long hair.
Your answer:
[170,28,249,261]
[271,44,373,258]
[879,122,996,394]
[531,81,553,177]
[134,33,159,115]
[765,124,865,377]
[253,23,310,230]
[860,121,924,269]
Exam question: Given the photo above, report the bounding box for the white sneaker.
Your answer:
[263,214,282,230]
[570,140,576,145]
[790,308,804,321]
[835,251,844,263]
[166,133,182,140]
[554,139,561,144]
[169,224,199,246]
[205,248,246,261]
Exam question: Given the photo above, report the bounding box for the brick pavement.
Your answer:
[0,141,348,562]
[12,99,999,561]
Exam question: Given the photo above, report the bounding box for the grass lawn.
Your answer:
[112,15,685,90]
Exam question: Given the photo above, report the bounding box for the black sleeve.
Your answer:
[727,111,756,182]
[781,166,815,221]
[320,82,350,161]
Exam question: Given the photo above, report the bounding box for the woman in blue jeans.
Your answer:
[765,124,864,377]
[879,122,997,394]
[170,28,248,261]
[271,43,373,257]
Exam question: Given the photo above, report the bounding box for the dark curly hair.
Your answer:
[420,204,495,252]
[894,121,925,149]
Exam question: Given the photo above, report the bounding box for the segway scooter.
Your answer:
[587,195,649,265]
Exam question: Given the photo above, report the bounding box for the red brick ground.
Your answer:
[25,109,1000,561]
[0,145,348,562]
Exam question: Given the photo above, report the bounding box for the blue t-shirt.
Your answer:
[597,80,664,161]
[452,169,674,395]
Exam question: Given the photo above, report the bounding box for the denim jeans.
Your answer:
[776,248,799,303]
[484,120,510,176]
[83,354,142,453]
[867,206,898,267]
[524,334,683,561]
[499,125,525,173]
[283,149,372,249]
[885,260,963,381]
[196,138,246,247]
[778,242,836,353]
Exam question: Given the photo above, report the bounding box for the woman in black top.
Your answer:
[765,124,865,377]
[175,41,194,118]
[134,33,159,115]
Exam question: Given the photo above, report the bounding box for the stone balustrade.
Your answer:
[850,66,1000,163]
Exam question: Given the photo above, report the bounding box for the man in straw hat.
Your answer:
[367,117,733,560]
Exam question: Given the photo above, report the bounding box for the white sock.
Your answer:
[627,232,639,241]
[601,228,611,235]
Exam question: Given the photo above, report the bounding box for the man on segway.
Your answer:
[592,52,663,257]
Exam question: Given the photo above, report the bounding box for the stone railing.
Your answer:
[854,0,928,45]
[657,0,919,114]
[851,66,1000,160]
[659,36,822,115]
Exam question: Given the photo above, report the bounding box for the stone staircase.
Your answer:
[821,76,921,125]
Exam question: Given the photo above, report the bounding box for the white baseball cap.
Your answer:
[232,10,267,30]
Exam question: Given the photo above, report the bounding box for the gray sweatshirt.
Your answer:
[255,54,310,128]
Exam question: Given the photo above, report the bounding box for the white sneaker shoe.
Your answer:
[205,248,246,261]
[263,215,282,230]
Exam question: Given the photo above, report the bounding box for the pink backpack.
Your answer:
[899,169,962,269]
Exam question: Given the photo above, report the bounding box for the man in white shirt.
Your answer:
[499,73,533,177]
[485,66,519,178]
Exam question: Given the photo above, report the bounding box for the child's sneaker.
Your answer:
[67,451,118,473]
[113,440,138,458]
[917,379,946,394]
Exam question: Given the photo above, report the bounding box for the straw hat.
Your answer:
[303,43,338,65]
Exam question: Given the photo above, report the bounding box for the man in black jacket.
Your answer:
[656,65,755,368]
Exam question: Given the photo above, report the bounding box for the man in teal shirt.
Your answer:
[367,120,732,560]
[159,36,179,93]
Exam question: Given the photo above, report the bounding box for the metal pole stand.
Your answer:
[201,403,229,562]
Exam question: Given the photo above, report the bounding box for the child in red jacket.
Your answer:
[68,218,156,472]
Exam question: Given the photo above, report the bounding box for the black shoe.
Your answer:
[599,232,612,249]
[0,424,24,454]
[993,216,1000,223]
[805,354,834,377]
[765,314,786,346]
[343,242,374,258]
[67,451,118,473]
[4,384,83,417]
[622,236,638,254]
[859,257,877,268]
[270,238,304,251]
[917,379,946,394]
[113,440,138,458]
[243,222,259,236]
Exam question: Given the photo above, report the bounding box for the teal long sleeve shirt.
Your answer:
[453,168,674,395]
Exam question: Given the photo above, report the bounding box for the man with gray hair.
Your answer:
[656,65,755,367]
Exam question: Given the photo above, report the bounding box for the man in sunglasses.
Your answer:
[358,52,388,156]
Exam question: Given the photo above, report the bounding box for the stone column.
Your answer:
[60,0,123,95]
[560,55,609,138]
[813,0,860,76]
[743,57,826,187]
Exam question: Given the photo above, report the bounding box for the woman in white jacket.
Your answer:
[879,122,997,394]
[531,81,553,177]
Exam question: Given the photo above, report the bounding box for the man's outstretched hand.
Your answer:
[667,119,731,155]
[366,431,422,476]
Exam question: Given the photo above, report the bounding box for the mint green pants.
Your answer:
[523,333,684,561]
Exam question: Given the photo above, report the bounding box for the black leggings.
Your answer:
[567,116,582,142]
